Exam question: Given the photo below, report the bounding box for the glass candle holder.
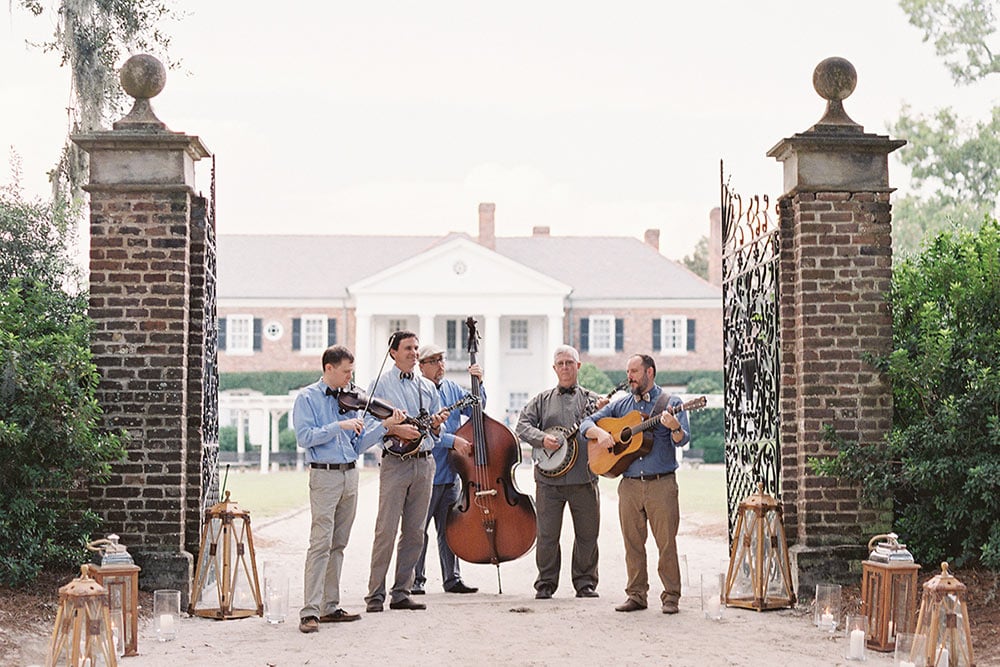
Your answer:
[701,572,724,621]
[894,632,927,667]
[815,583,842,633]
[845,614,869,662]
[263,561,289,624]
[153,589,181,642]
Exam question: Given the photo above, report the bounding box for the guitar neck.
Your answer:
[634,403,681,435]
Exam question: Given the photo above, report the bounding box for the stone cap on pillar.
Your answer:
[71,54,211,192]
[767,57,905,196]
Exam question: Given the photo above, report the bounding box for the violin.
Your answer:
[335,384,396,420]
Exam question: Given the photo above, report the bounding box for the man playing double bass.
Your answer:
[516,345,608,600]
[581,353,690,615]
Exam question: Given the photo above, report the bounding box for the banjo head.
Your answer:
[534,426,579,478]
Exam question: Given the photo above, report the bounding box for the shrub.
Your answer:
[814,218,1000,568]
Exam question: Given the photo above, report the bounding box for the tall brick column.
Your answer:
[73,55,212,598]
[767,58,904,596]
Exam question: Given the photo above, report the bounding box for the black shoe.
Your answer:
[389,597,426,610]
[445,582,478,594]
[575,586,599,598]
[615,599,647,612]
[366,600,383,613]
[411,588,425,595]
[535,587,554,600]
[319,609,360,622]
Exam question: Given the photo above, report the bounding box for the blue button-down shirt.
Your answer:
[579,384,690,477]
[364,368,443,452]
[293,379,387,463]
[432,379,486,485]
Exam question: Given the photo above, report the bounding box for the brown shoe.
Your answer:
[298,616,319,633]
[319,609,361,623]
[614,599,647,612]
[661,601,679,614]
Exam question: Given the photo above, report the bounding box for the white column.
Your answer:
[236,409,246,462]
[547,309,565,356]
[259,409,271,474]
[270,410,283,452]
[484,314,502,416]
[355,310,373,383]
[418,312,435,348]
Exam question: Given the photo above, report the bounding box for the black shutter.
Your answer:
[446,320,457,356]
[328,318,337,345]
[218,317,227,351]
[615,318,624,352]
[652,318,661,352]
[580,318,589,352]
[687,318,696,351]
[461,321,470,353]
[253,318,262,351]
[292,318,301,351]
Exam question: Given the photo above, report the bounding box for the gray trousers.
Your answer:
[534,479,600,594]
[414,479,463,591]
[300,467,358,619]
[365,454,435,604]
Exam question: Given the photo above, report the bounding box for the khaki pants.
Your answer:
[300,467,359,619]
[617,474,681,606]
[365,454,435,605]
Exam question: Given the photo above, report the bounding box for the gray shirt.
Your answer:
[516,385,602,486]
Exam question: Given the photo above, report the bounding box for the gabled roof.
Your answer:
[217,233,719,301]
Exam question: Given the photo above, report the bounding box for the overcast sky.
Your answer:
[1,1,992,260]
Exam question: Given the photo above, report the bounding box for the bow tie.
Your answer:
[325,387,340,397]
[400,372,414,380]
[635,392,651,403]
[558,385,576,395]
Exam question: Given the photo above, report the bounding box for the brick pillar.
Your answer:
[766,58,904,597]
[73,55,211,599]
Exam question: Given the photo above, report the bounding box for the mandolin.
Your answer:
[587,396,708,477]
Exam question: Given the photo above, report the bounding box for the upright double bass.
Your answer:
[446,317,536,588]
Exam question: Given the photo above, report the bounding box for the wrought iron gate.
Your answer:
[721,169,781,543]
[198,157,220,516]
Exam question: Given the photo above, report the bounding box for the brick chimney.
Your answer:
[644,228,660,251]
[478,202,496,250]
[708,207,723,287]
[532,226,550,236]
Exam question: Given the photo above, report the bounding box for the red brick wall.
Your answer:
[779,191,894,547]
[87,189,194,557]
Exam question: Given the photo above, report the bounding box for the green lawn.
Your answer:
[597,463,727,521]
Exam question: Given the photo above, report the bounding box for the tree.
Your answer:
[15,0,176,201]
[682,235,710,281]
[891,0,999,256]
[814,218,1000,569]
[0,181,125,586]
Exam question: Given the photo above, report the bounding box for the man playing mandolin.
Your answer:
[581,353,691,615]
[516,345,609,600]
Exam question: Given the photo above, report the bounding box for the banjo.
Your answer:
[532,382,626,478]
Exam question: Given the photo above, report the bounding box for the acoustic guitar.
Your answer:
[587,396,707,477]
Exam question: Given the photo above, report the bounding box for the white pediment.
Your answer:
[349,237,571,299]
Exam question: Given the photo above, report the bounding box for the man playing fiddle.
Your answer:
[294,345,405,634]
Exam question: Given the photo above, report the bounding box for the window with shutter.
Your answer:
[225,315,254,355]
[656,316,688,354]
[300,315,328,352]
[587,316,614,354]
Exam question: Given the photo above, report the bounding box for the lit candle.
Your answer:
[820,610,834,628]
[159,613,175,634]
[900,661,916,667]
[936,647,949,667]
[849,628,865,659]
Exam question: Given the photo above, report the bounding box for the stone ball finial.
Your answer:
[809,56,861,131]
[813,57,857,102]
[120,54,167,100]
[114,54,167,131]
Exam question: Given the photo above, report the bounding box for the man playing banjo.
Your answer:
[516,345,609,600]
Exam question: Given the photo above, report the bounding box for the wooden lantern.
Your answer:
[860,533,920,653]
[86,534,141,657]
[914,562,976,667]
[724,483,796,610]
[189,490,263,619]
[46,565,118,667]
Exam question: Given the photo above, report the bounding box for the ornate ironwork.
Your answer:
[721,166,781,543]
[200,156,220,514]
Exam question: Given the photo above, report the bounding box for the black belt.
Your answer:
[627,471,674,482]
[310,461,356,470]
[383,449,432,459]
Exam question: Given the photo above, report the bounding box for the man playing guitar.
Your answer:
[515,345,609,600]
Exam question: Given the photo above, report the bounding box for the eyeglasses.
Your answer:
[419,357,445,365]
